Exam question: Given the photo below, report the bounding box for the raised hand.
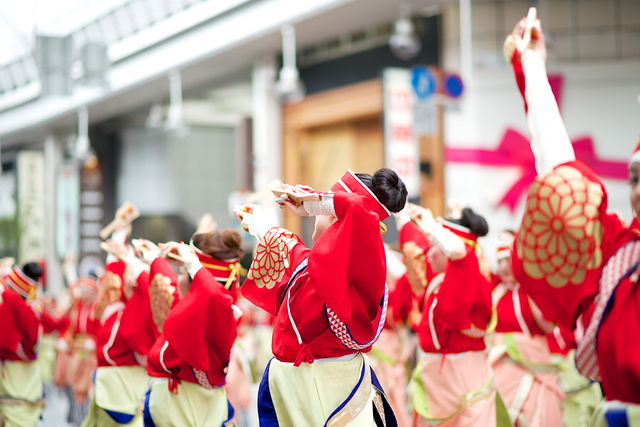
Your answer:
[505,8,546,64]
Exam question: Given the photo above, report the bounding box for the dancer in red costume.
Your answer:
[506,9,640,424]
[403,206,507,427]
[235,168,406,426]
[142,236,240,427]
[488,232,564,427]
[81,214,155,427]
[0,262,45,427]
[56,271,101,424]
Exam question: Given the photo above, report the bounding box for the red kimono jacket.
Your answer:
[147,263,236,390]
[65,300,100,340]
[493,282,554,336]
[415,248,493,354]
[241,191,389,365]
[512,160,640,402]
[0,282,41,361]
[95,260,154,368]
[41,310,70,336]
[384,273,413,330]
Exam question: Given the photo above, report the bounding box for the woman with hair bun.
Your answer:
[190,228,246,301]
[142,228,243,427]
[403,205,507,427]
[235,168,406,426]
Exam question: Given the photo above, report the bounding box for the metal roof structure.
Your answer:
[0,0,448,147]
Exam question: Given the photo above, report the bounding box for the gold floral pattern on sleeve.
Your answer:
[93,271,123,320]
[247,227,300,289]
[517,165,604,288]
[401,241,427,296]
[149,273,175,333]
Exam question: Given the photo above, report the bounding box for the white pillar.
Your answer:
[459,0,472,87]
[44,134,64,297]
[252,55,283,223]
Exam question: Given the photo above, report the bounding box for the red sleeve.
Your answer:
[12,297,41,358]
[40,310,70,334]
[17,303,41,346]
[388,273,412,326]
[512,160,635,329]
[119,270,158,357]
[164,268,237,373]
[241,228,309,317]
[150,258,178,283]
[434,248,490,331]
[308,191,386,322]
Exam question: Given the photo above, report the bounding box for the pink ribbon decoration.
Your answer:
[445,128,628,212]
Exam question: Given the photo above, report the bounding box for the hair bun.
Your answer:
[372,168,408,213]
[459,207,489,237]
[220,229,243,250]
[193,229,245,261]
[355,168,407,213]
[23,262,43,282]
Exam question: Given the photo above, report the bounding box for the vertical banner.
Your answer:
[17,150,46,263]
[56,164,80,259]
[79,160,106,277]
[383,68,420,197]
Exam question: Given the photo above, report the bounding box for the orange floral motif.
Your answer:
[517,165,604,288]
[149,273,175,333]
[248,227,300,289]
[401,241,427,295]
[93,271,122,320]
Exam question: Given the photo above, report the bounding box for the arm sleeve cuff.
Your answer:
[186,262,202,279]
[303,195,335,217]
[429,223,466,259]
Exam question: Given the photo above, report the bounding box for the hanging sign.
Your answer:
[17,150,46,263]
[383,67,420,197]
[56,164,80,258]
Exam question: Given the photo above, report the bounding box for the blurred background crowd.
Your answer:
[0,0,638,425]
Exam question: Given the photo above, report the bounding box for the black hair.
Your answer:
[22,262,43,282]
[355,168,407,213]
[449,207,489,237]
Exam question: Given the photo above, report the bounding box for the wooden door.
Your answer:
[281,78,444,237]
[282,80,384,237]
[304,118,384,193]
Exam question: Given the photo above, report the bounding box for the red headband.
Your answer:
[4,266,39,300]
[437,217,479,249]
[330,169,391,220]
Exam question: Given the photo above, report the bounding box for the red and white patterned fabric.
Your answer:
[191,367,217,390]
[326,284,388,351]
[575,241,640,381]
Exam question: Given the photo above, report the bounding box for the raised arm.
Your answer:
[507,13,575,175]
